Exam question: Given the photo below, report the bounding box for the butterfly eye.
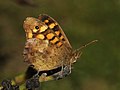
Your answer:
[35,26,39,29]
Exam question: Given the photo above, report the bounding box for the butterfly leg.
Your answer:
[53,65,71,80]
[62,65,71,77]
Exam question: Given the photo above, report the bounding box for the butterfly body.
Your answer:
[23,14,82,80]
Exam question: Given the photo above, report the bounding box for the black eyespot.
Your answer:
[35,26,39,29]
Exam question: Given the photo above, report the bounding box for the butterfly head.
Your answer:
[23,17,48,39]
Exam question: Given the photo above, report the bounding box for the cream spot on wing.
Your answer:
[27,32,33,38]
[46,33,55,40]
[40,25,48,32]
[49,23,56,29]
[44,20,49,23]
[33,28,38,33]
[60,35,64,40]
[50,37,59,44]
[57,42,63,47]
[55,31,60,36]
[36,34,45,39]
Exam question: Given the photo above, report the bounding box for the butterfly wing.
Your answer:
[38,14,72,48]
[23,15,73,71]
[23,14,83,82]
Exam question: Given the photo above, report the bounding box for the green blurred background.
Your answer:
[0,0,120,90]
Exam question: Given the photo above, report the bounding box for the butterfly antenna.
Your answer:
[71,40,98,64]
[79,40,98,50]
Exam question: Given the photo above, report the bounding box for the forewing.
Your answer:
[38,14,72,48]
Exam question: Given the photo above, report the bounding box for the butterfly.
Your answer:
[23,14,97,82]
[0,14,97,90]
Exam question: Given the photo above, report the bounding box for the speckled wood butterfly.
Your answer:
[23,14,97,81]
